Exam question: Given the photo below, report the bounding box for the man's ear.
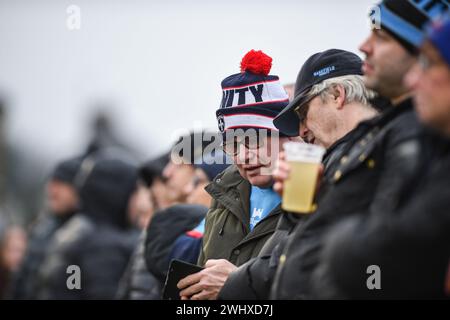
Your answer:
[332,84,346,110]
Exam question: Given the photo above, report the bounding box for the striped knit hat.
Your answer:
[373,0,449,52]
[216,50,289,136]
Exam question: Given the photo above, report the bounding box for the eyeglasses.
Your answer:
[294,91,325,123]
[221,135,266,156]
[294,104,310,124]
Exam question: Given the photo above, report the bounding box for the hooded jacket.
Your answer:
[35,157,139,300]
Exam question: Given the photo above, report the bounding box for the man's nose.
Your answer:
[359,34,372,56]
[162,162,174,179]
[239,143,247,156]
[182,182,193,197]
[237,144,255,164]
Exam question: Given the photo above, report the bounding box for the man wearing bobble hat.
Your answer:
[176,50,297,300]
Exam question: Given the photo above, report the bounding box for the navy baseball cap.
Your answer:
[273,49,363,137]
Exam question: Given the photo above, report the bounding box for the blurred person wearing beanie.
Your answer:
[270,0,449,300]
[163,130,222,205]
[409,13,450,133]
[313,14,450,299]
[360,0,448,102]
[139,152,172,211]
[116,152,171,300]
[177,50,297,300]
[128,152,172,231]
[47,158,82,215]
[167,150,232,266]
[184,150,231,207]
[10,156,83,300]
[142,150,230,300]
[131,133,224,300]
[35,152,139,299]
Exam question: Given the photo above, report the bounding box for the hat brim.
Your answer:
[273,91,312,137]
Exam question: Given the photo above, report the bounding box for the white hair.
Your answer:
[306,75,376,106]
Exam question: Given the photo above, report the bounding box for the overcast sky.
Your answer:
[0,0,376,166]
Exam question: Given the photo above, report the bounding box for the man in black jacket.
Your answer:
[269,0,449,300]
[312,14,450,299]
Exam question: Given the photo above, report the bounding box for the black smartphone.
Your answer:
[162,259,204,300]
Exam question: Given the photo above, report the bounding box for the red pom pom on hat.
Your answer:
[240,50,272,76]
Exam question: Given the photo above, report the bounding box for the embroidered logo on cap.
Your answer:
[313,65,336,77]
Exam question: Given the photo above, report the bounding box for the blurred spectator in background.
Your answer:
[163,130,221,204]
[117,131,221,299]
[10,157,83,299]
[143,131,222,299]
[35,151,139,299]
[0,225,27,299]
[139,152,172,211]
[0,101,7,204]
[446,263,450,296]
[85,109,142,160]
[127,181,155,231]
[0,98,50,225]
[116,153,170,300]
[168,150,231,265]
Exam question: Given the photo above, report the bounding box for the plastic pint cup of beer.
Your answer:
[281,142,326,213]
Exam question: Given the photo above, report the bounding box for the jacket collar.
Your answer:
[205,165,283,231]
[205,165,251,226]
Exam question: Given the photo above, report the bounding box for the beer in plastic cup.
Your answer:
[281,142,325,213]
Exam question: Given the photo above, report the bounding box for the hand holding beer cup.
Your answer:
[274,142,325,213]
[273,151,290,196]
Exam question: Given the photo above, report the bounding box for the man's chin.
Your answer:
[363,74,377,90]
[247,175,273,188]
